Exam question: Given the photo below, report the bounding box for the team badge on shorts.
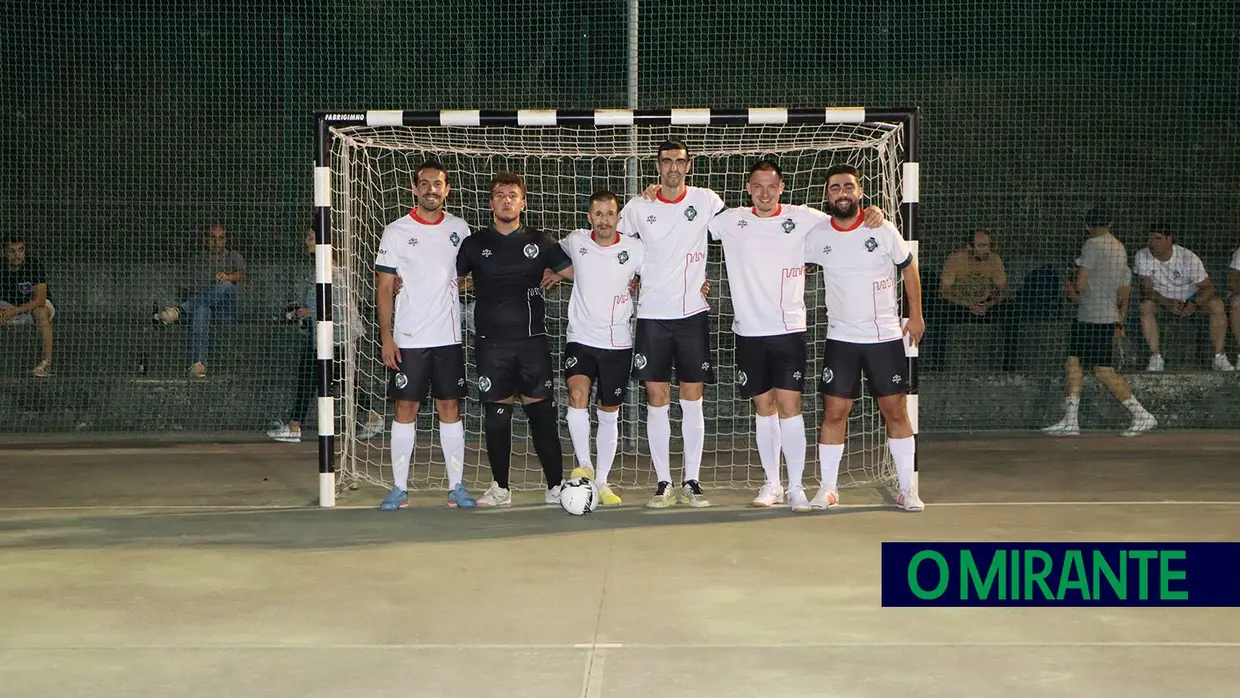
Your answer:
[781,218,795,233]
[394,372,409,389]
[617,251,629,265]
[865,237,878,252]
[822,367,834,383]
[565,356,578,369]
[736,370,747,386]
[523,243,539,259]
[684,206,697,221]
[633,353,648,369]
[478,375,492,392]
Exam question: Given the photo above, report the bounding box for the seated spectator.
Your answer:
[934,229,1018,370]
[165,225,246,378]
[1135,228,1233,371]
[0,235,55,377]
[1230,245,1240,365]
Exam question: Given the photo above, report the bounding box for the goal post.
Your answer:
[313,107,920,508]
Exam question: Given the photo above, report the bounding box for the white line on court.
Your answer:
[2,641,1239,651]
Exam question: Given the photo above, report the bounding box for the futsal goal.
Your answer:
[311,107,920,507]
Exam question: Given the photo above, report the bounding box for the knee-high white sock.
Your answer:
[755,413,782,486]
[680,398,705,482]
[888,435,916,494]
[439,419,465,490]
[780,415,807,489]
[565,406,594,470]
[1122,397,1149,418]
[390,420,417,491]
[818,442,844,494]
[596,409,620,484]
[647,404,672,484]
[1064,395,1080,424]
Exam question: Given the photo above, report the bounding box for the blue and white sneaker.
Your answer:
[447,483,476,509]
[379,486,408,511]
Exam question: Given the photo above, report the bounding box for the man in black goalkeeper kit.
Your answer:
[457,172,574,507]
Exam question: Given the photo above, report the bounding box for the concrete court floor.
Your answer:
[0,432,1238,697]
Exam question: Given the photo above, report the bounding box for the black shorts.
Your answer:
[632,312,714,384]
[734,332,807,398]
[389,344,467,402]
[818,339,910,400]
[475,336,554,402]
[563,342,633,407]
[1068,322,1116,368]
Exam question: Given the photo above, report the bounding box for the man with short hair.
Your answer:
[457,172,573,508]
[936,228,1019,370]
[176,224,246,378]
[373,161,475,510]
[1226,244,1239,365]
[1043,209,1157,436]
[0,235,55,377]
[1134,228,1234,372]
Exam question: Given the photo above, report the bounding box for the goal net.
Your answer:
[325,113,911,495]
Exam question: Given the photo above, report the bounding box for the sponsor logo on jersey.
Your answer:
[684,206,698,221]
[821,245,832,255]
[407,237,418,246]
[579,247,588,255]
[646,215,657,224]
[892,374,903,383]
[737,220,748,228]
[617,250,629,265]
[781,218,795,233]
[482,248,492,257]
[865,237,879,252]
[523,243,539,259]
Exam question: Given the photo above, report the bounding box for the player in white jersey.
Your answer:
[554,190,646,506]
[374,161,474,511]
[804,164,925,512]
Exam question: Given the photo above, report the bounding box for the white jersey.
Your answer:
[1230,246,1240,272]
[708,204,828,337]
[374,209,471,348]
[804,218,913,344]
[560,229,645,349]
[618,186,726,319]
[1133,244,1208,302]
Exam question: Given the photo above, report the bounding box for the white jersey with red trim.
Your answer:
[804,218,912,344]
[374,208,471,348]
[559,229,645,349]
[708,204,828,337]
[618,186,726,320]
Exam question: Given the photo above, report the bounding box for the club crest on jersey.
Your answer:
[407,237,418,247]
[781,218,795,233]
[478,375,492,392]
[449,232,461,247]
[565,356,578,369]
[684,206,698,221]
[523,243,539,259]
[617,251,630,264]
[633,353,648,370]
[865,237,878,252]
[822,367,834,383]
[394,372,409,389]
[736,370,748,386]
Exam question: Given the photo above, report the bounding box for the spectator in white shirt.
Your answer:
[1134,229,1233,372]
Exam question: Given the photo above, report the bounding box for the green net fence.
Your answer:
[2,1,1238,438]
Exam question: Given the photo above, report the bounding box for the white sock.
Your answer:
[680,398,705,482]
[818,443,844,493]
[565,407,594,470]
[596,409,620,484]
[1064,395,1080,424]
[1122,397,1148,417]
[754,414,782,486]
[888,435,916,494]
[780,415,807,489]
[390,420,417,491]
[439,420,465,490]
[647,404,672,484]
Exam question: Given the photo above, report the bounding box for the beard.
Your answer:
[418,197,442,211]
[494,211,519,224]
[828,198,857,218]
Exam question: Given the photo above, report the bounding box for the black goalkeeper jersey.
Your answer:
[456,225,571,341]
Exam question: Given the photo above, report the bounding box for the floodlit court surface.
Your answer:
[1,433,1238,697]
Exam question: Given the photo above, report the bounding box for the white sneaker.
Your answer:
[266,423,301,443]
[1146,354,1164,372]
[1212,354,1235,371]
[476,482,512,508]
[356,422,384,440]
[645,481,677,509]
[544,483,563,506]
[1041,418,1080,436]
[809,488,839,510]
[1121,413,1158,437]
[750,482,785,507]
[897,489,925,512]
[787,486,811,513]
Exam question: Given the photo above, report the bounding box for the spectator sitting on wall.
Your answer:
[935,229,1019,370]
[0,235,55,377]
[159,224,246,378]
[1228,244,1240,367]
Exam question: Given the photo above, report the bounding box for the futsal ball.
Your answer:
[158,306,180,324]
[560,476,598,516]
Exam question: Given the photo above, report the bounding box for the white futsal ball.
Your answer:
[560,476,598,516]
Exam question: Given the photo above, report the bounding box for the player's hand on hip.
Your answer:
[642,183,661,201]
[903,315,925,346]
[381,336,401,370]
[540,268,559,290]
[862,205,886,227]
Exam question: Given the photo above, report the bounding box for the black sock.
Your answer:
[523,399,564,488]
[483,402,513,490]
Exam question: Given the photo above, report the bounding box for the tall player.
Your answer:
[457,172,573,508]
[374,161,474,510]
[804,164,925,512]
[554,190,646,506]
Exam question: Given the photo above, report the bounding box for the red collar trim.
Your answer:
[656,188,688,204]
[590,231,619,247]
[410,208,444,225]
[750,203,782,219]
[831,214,865,232]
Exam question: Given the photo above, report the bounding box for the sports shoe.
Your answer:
[544,483,563,506]
[787,485,811,513]
[750,482,785,507]
[809,488,839,510]
[598,482,622,506]
[356,421,384,441]
[33,360,51,378]
[266,422,302,443]
[379,486,408,511]
[476,482,512,508]
[189,361,207,378]
[1146,354,1164,372]
[1121,413,1158,437]
[1041,418,1080,436]
[569,466,596,481]
[447,483,476,509]
[1213,354,1235,372]
[645,481,677,509]
[897,489,925,512]
[679,479,711,508]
